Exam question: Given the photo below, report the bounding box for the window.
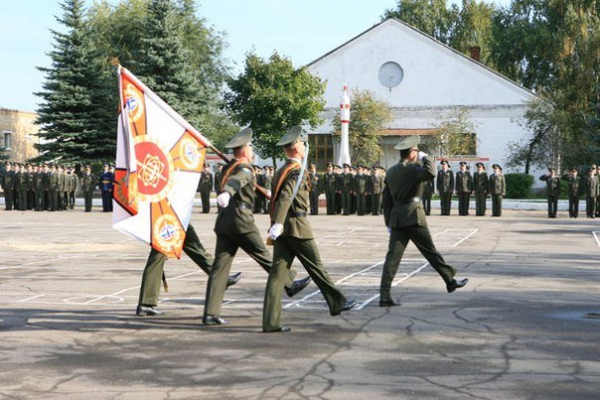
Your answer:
[308,134,334,170]
[2,131,12,149]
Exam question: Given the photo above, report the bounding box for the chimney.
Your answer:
[470,46,481,62]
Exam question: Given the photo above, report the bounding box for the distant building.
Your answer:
[305,18,543,180]
[0,108,40,163]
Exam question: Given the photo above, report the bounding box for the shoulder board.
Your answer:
[240,167,253,174]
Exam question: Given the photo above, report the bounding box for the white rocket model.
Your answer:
[337,85,351,166]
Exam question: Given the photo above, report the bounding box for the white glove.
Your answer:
[418,151,428,160]
[387,227,391,234]
[266,190,272,198]
[268,223,284,241]
[217,192,231,208]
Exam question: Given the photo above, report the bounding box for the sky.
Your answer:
[0,0,512,112]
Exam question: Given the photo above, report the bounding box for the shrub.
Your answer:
[505,173,534,199]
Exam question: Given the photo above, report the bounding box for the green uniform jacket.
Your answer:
[215,161,257,234]
[81,173,97,192]
[383,156,436,229]
[198,172,213,192]
[473,172,488,194]
[16,171,29,190]
[585,174,599,197]
[489,173,505,195]
[371,174,384,195]
[271,159,313,239]
[436,170,454,194]
[455,171,473,193]
[539,175,561,196]
[323,172,336,194]
[355,174,368,194]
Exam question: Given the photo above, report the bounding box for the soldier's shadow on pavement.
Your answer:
[0,308,263,333]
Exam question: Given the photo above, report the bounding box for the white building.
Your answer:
[305,18,542,180]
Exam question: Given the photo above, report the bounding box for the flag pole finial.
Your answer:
[110,57,120,67]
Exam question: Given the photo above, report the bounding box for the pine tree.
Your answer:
[35,0,115,165]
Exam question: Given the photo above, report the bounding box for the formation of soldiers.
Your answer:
[0,161,115,212]
[539,165,600,219]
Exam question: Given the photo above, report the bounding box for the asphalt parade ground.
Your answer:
[1,206,599,399]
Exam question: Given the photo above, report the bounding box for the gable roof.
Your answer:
[306,17,541,103]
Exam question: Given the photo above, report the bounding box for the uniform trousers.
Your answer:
[309,191,319,215]
[439,192,452,215]
[200,189,211,213]
[475,192,487,215]
[325,191,336,215]
[342,192,351,215]
[547,195,558,217]
[586,196,596,217]
[263,236,347,331]
[372,193,382,215]
[138,225,213,307]
[204,231,295,317]
[421,197,431,215]
[457,192,470,215]
[380,225,456,301]
[568,195,579,218]
[356,193,366,215]
[491,194,503,216]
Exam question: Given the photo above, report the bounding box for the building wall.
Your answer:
[0,108,40,163]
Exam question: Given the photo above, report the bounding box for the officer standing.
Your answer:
[1,162,15,210]
[355,165,368,215]
[340,163,353,215]
[202,128,310,326]
[16,163,29,211]
[263,126,357,333]
[422,178,434,216]
[540,167,561,218]
[67,166,78,210]
[80,165,97,212]
[436,160,454,215]
[198,164,213,214]
[489,164,506,217]
[563,168,582,218]
[263,166,274,214]
[27,164,35,210]
[379,136,468,307]
[334,165,343,214]
[99,164,114,212]
[48,164,60,211]
[33,165,44,211]
[473,163,489,216]
[371,166,384,216]
[585,166,598,218]
[322,163,336,215]
[308,164,320,215]
[455,161,472,216]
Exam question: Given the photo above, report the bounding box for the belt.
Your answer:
[290,211,307,218]
[237,201,253,210]
[400,196,421,205]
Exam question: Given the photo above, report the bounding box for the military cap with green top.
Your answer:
[225,127,252,149]
[393,135,420,150]
[276,126,307,146]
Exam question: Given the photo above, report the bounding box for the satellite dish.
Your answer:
[378,62,404,90]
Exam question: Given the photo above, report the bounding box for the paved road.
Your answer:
[0,207,599,399]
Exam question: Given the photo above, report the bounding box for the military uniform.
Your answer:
[436,162,454,215]
[198,168,213,214]
[80,168,97,212]
[585,170,598,218]
[355,168,369,215]
[27,165,35,210]
[489,165,506,217]
[66,169,78,209]
[1,163,15,210]
[340,165,353,215]
[455,163,472,216]
[371,168,384,216]
[99,166,115,212]
[48,167,60,211]
[263,167,273,214]
[41,166,51,210]
[263,126,355,332]
[473,164,489,216]
[421,178,434,216]
[203,128,303,324]
[16,165,29,211]
[540,169,561,218]
[323,164,337,215]
[308,167,320,215]
[563,170,582,218]
[380,136,467,306]
[33,166,44,211]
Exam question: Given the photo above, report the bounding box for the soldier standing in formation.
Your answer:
[323,162,337,215]
[585,166,598,218]
[214,163,223,212]
[489,164,506,217]
[437,160,454,215]
[66,166,78,209]
[26,164,35,210]
[80,165,97,212]
[263,126,356,333]
[202,128,310,326]
[355,165,368,215]
[455,161,472,216]
[473,163,488,216]
[379,136,468,307]
[422,178,434,216]
[371,166,384,216]
[341,163,353,215]
[308,164,320,215]
[563,168,582,218]
[99,164,114,212]
[15,163,29,211]
[198,163,213,214]
[539,167,561,218]
[1,162,15,210]
[263,166,274,214]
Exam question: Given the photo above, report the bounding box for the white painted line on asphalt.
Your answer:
[592,231,600,247]
[452,229,478,247]
[15,294,45,303]
[0,256,76,271]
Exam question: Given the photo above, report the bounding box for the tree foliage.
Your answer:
[224,52,326,165]
[420,108,478,157]
[332,90,392,166]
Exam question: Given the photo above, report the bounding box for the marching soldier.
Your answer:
[455,161,472,215]
[308,164,320,215]
[198,163,213,214]
[489,164,506,217]
[422,178,434,216]
[99,164,114,212]
[540,167,561,218]
[380,136,468,307]
[473,162,489,216]
[80,165,97,212]
[263,126,357,333]
[1,162,15,210]
[355,165,368,215]
[323,162,337,215]
[202,128,310,326]
[371,166,384,216]
[585,166,598,218]
[563,168,582,218]
[436,160,454,215]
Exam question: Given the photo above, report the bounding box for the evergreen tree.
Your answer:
[35,0,115,165]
